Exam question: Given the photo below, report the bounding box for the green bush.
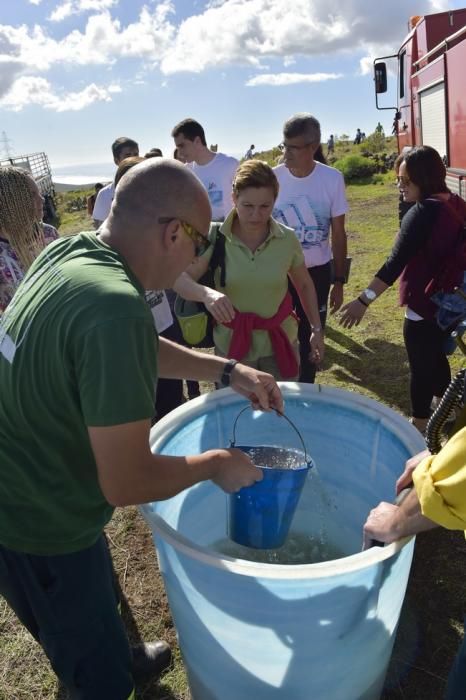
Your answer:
[334,154,377,182]
[362,131,387,154]
[253,147,282,166]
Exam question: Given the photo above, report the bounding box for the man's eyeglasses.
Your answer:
[158,217,211,256]
[278,142,314,153]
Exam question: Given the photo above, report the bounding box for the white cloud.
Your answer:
[429,0,450,10]
[0,0,454,110]
[246,72,343,87]
[0,58,28,98]
[160,0,444,74]
[0,76,117,111]
[50,2,74,22]
[4,0,448,77]
[49,0,117,22]
[0,4,175,76]
[56,82,113,110]
[80,0,116,8]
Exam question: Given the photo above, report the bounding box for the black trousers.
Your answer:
[0,536,134,700]
[290,262,331,383]
[155,316,186,422]
[403,317,451,418]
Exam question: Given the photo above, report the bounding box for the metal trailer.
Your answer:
[0,151,55,197]
[0,151,59,225]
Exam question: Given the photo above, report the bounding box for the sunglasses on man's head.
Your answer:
[158,217,211,256]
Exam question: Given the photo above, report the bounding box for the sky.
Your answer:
[0,0,465,168]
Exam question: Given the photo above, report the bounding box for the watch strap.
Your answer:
[221,359,238,386]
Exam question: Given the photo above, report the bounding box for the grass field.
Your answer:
[1,172,465,699]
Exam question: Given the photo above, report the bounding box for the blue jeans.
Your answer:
[445,615,466,699]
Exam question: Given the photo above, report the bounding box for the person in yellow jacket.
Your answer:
[363,426,466,700]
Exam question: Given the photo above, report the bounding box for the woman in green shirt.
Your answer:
[184,160,324,380]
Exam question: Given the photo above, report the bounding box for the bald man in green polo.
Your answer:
[0,159,283,700]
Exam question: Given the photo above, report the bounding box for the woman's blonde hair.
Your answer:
[0,167,46,271]
[232,160,279,200]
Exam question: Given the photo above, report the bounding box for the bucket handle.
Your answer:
[229,406,312,468]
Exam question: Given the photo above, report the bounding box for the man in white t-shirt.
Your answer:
[92,136,139,227]
[171,118,238,221]
[273,113,349,383]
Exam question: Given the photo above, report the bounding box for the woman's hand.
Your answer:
[396,449,430,494]
[339,298,367,328]
[203,288,236,323]
[309,330,324,365]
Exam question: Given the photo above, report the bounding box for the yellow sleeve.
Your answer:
[413,427,466,531]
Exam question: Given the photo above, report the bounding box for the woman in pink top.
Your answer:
[0,167,58,313]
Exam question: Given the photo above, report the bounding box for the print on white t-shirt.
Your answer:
[273,162,348,268]
[190,153,239,221]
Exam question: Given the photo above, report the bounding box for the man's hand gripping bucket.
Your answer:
[227,406,313,549]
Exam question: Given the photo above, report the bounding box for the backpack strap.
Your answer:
[208,224,227,287]
[427,196,466,232]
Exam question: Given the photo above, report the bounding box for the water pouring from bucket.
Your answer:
[227,406,313,549]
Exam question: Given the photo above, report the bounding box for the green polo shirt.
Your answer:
[0,233,157,555]
[205,212,304,361]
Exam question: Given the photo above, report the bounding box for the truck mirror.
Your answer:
[374,63,387,94]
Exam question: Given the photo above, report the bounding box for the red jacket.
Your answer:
[398,194,466,319]
[223,292,298,378]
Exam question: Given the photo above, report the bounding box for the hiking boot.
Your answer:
[131,640,172,681]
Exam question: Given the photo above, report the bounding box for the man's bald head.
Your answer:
[110,157,211,236]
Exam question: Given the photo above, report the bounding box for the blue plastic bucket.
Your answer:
[228,407,313,548]
[140,384,426,700]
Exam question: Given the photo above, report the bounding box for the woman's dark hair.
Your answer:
[313,144,327,165]
[402,145,448,198]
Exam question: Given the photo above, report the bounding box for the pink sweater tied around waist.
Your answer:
[222,291,298,379]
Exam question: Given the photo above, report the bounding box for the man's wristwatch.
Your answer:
[333,276,346,284]
[361,288,377,304]
[221,359,238,386]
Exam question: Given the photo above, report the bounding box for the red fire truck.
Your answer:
[374,8,466,200]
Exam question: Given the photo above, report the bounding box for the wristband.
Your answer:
[357,295,369,308]
[221,359,238,386]
[333,276,345,284]
[311,326,322,333]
